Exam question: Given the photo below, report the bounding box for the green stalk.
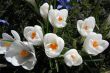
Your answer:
[55,59,59,72]
[53,27,57,33]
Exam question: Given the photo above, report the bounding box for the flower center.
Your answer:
[71,54,76,60]
[31,32,36,39]
[19,50,29,57]
[83,24,89,31]
[58,16,63,22]
[92,40,99,48]
[49,43,58,50]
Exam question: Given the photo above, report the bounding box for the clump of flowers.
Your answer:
[0,2,109,71]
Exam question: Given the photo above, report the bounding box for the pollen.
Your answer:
[49,43,58,50]
[19,50,29,57]
[31,32,36,39]
[93,40,99,48]
[58,16,63,22]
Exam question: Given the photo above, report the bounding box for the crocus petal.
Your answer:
[48,9,57,26]
[0,46,7,54]
[56,37,64,54]
[34,25,43,40]
[84,16,95,30]
[77,16,96,37]
[100,40,109,49]
[44,33,64,58]
[11,30,21,41]
[44,33,57,44]
[11,56,20,66]
[83,32,109,55]
[48,8,68,28]
[5,40,36,70]
[2,33,14,41]
[60,9,68,20]
[40,3,49,19]
[77,20,84,33]
[22,60,36,70]
[64,49,83,66]
[24,25,43,45]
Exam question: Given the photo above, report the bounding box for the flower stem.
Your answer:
[55,59,59,72]
[53,27,57,33]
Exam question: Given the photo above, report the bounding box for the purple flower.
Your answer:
[0,19,9,25]
[57,0,72,10]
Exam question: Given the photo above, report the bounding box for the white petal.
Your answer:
[11,56,20,66]
[77,16,96,37]
[80,28,88,36]
[23,41,35,53]
[45,49,60,58]
[11,30,21,41]
[44,33,64,58]
[100,40,109,49]
[87,32,102,40]
[22,61,35,70]
[48,9,56,26]
[5,56,12,62]
[64,55,73,67]
[2,33,14,41]
[34,25,43,40]
[56,37,64,54]
[5,41,36,67]
[44,33,57,45]
[55,21,67,28]
[60,9,68,21]
[64,49,83,66]
[0,47,7,54]
[83,32,109,56]
[22,53,36,70]
[24,26,43,45]
[40,3,49,19]
[84,16,95,29]
[50,5,53,10]
[0,40,8,54]
[77,20,84,32]
[24,26,34,39]
[83,38,99,55]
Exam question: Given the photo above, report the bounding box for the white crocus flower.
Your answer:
[44,33,64,58]
[0,30,20,54]
[5,40,37,70]
[48,8,68,28]
[83,32,109,56]
[64,49,83,67]
[77,16,96,37]
[40,3,49,19]
[24,25,43,45]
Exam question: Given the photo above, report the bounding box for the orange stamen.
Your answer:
[93,40,99,48]
[31,32,36,39]
[58,16,63,22]
[49,43,58,50]
[19,50,29,57]
[83,25,89,30]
